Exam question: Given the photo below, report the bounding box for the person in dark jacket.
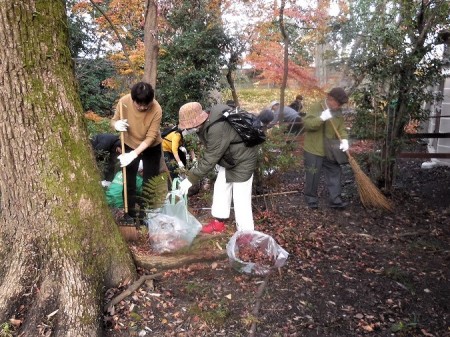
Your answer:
[289,94,304,116]
[177,102,259,234]
[90,133,121,182]
[267,101,304,135]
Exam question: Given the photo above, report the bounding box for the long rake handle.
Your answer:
[328,119,341,140]
[119,102,128,213]
[328,115,393,211]
[328,119,350,159]
[320,102,347,152]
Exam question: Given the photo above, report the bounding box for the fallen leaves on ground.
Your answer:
[104,149,450,337]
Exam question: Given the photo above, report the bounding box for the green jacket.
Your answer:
[303,101,348,156]
[187,104,258,184]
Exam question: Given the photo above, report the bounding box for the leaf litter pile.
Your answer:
[104,145,449,337]
[236,241,273,266]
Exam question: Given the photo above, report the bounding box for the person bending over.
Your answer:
[177,102,259,234]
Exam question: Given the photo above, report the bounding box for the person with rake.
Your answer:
[303,87,350,209]
[110,82,163,224]
[177,102,258,234]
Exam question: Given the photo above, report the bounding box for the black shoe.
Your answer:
[121,213,136,225]
[307,202,318,209]
[329,201,348,209]
[134,210,146,227]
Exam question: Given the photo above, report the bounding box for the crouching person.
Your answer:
[177,102,258,234]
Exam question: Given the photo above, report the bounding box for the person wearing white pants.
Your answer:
[211,165,254,232]
[176,102,259,234]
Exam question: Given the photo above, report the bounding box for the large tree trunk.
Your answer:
[142,0,169,174]
[278,0,288,122]
[226,66,240,106]
[143,0,158,87]
[0,1,136,336]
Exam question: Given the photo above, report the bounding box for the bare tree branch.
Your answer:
[88,0,135,74]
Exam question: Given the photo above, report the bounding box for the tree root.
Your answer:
[105,235,229,313]
[248,271,272,337]
[252,190,299,198]
[395,230,428,238]
[104,272,163,312]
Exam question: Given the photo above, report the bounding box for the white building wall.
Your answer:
[426,73,450,167]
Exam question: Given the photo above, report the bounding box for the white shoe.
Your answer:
[421,161,437,169]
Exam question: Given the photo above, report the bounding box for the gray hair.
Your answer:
[258,108,275,125]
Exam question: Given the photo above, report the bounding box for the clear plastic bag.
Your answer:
[226,230,289,276]
[146,189,202,253]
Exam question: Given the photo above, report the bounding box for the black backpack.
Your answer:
[207,108,266,147]
[161,125,179,139]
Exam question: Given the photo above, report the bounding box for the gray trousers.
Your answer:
[304,151,343,205]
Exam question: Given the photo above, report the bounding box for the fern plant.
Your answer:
[140,173,170,211]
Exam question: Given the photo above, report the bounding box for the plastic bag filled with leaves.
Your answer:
[146,190,202,253]
[226,230,289,276]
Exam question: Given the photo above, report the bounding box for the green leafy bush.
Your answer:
[86,118,113,138]
[254,127,301,192]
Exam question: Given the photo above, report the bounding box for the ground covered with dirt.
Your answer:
[103,145,450,337]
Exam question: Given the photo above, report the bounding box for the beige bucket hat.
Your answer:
[178,102,209,129]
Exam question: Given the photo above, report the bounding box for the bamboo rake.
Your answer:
[118,102,138,241]
[329,120,393,211]
[119,102,128,213]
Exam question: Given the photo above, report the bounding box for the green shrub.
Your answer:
[254,127,301,192]
[86,118,113,137]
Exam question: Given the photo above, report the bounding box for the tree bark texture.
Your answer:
[0,1,136,336]
[278,0,288,123]
[143,0,158,87]
[226,66,240,107]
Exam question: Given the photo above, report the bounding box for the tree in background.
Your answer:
[245,1,318,91]
[70,0,229,123]
[332,0,450,191]
[157,0,228,122]
[0,1,136,335]
[220,0,269,106]
[222,35,248,107]
[143,0,159,86]
[75,58,119,116]
[67,0,120,116]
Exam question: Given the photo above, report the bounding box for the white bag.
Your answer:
[146,180,202,253]
[226,230,289,276]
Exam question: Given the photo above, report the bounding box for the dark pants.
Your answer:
[124,143,161,217]
[104,153,119,181]
[304,151,343,205]
[163,150,187,180]
[95,153,118,181]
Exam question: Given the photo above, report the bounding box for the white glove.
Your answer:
[320,109,332,121]
[114,119,129,132]
[179,146,187,153]
[101,180,111,188]
[118,150,137,167]
[179,178,193,195]
[339,139,349,152]
[177,161,185,168]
